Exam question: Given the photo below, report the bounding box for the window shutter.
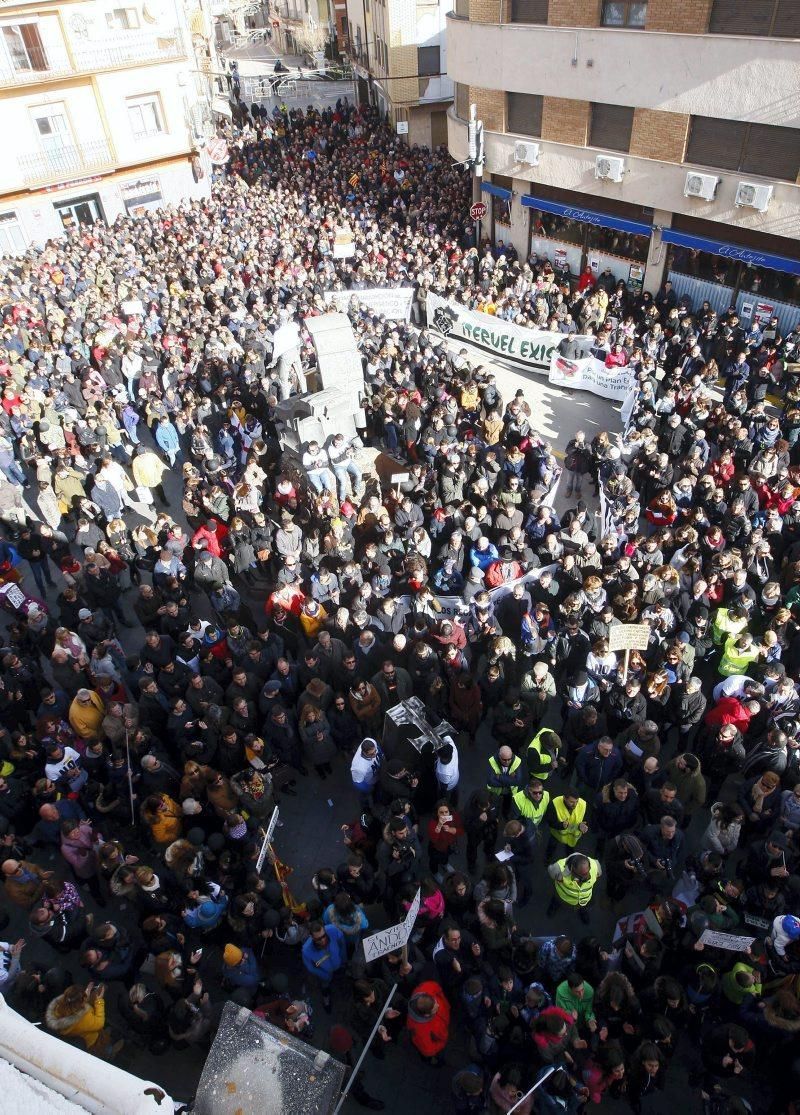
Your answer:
[454,83,469,120]
[510,0,549,23]
[507,93,543,138]
[772,0,796,37]
[709,0,773,35]
[589,103,634,153]
[686,116,746,171]
[741,123,799,182]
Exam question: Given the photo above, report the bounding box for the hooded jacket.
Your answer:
[406,980,451,1058]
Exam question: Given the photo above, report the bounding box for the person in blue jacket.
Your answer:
[302,920,347,1012]
[155,416,181,467]
[222,943,262,1002]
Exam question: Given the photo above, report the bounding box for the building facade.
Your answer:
[0,0,216,252]
[447,0,800,330]
[345,0,452,150]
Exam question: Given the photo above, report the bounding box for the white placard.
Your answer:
[255,806,280,873]
[324,287,414,321]
[549,354,635,403]
[698,929,755,952]
[362,887,420,962]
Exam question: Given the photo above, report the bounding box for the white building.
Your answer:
[0,0,217,251]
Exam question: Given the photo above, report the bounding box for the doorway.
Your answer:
[54,193,104,230]
[430,110,447,149]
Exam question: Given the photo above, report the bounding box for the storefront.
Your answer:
[661,221,800,333]
[52,192,104,231]
[521,191,652,291]
[481,178,513,247]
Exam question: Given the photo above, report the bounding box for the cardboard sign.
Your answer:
[362,888,420,962]
[332,225,355,258]
[608,623,651,652]
[698,929,755,952]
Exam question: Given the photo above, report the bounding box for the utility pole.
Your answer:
[468,102,484,250]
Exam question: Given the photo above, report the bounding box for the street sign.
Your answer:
[470,201,487,221]
[255,806,280,873]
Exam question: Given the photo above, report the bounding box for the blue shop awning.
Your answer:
[522,193,652,238]
[481,182,512,201]
[659,227,800,277]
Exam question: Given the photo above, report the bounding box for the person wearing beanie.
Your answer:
[222,942,261,1001]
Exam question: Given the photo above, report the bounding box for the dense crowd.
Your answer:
[0,97,798,1114]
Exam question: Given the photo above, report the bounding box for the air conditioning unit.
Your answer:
[595,155,625,182]
[684,172,719,201]
[735,181,773,212]
[514,141,540,166]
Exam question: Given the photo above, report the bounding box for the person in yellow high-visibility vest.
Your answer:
[526,728,562,782]
[546,852,601,923]
[545,791,589,858]
[511,779,550,828]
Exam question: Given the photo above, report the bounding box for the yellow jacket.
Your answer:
[46,995,106,1048]
[132,450,168,489]
[68,692,105,740]
[148,795,183,845]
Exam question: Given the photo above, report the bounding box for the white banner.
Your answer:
[362,888,421,962]
[324,287,414,322]
[270,321,301,365]
[548,354,634,402]
[427,293,592,373]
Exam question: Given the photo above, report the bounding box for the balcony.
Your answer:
[18,139,116,188]
[0,29,186,88]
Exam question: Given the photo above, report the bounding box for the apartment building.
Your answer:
[447,0,800,331]
[0,0,216,251]
[345,0,452,149]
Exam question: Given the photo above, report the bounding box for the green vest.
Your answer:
[553,855,599,907]
[487,753,522,795]
[512,787,550,825]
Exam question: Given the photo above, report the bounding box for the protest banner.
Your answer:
[332,225,355,258]
[698,929,755,952]
[427,293,590,374]
[255,806,280,874]
[548,354,635,402]
[608,624,651,653]
[362,888,421,962]
[324,287,414,321]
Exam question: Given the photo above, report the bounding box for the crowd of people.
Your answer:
[0,95,798,1114]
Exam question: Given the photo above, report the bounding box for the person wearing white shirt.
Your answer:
[435,739,460,805]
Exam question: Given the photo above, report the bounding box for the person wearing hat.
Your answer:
[221,943,262,1001]
[182,891,229,933]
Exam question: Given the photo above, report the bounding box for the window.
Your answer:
[507,92,543,137]
[106,7,140,30]
[510,0,549,22]
[601,1,647,27]
[31,104,71,151]
[0,212,26,255]
[709,0,794,37]
[686,115,799,183]
[490,175,513,238]
[589,103,634,152]
[454,82,468,120]
[127,94,164,138]
[417,45,440,77]
[2,23,48,71]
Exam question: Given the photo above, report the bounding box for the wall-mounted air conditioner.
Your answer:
[684,172,719,201]
[514,141,540,166]
[735,181,773,212]
[595,155,625,182]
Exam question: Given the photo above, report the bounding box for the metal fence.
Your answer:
[668,270,800,333]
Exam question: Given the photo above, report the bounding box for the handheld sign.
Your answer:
[362,888,420,963]
[255,806,280,874]
[698,929,755,952]
[608,623,651,653]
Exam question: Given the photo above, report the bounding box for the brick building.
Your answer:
[447,0,800,329]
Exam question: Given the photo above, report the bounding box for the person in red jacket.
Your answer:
[703,694,755,735]
[406,981,450,1064]
[191,518,228,558]
[427,800,464,878]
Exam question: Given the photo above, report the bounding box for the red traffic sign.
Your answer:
[470,201,487,221]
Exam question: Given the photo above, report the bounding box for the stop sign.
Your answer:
[470,201,487,221]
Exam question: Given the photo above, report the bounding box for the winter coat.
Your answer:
[407,980,451,1058]
[46,993,106,1048]
[60,823,99,879]
[300,715,337,765]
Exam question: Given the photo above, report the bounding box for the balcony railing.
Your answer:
[17,139,116,188]
[0,29,186,87]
